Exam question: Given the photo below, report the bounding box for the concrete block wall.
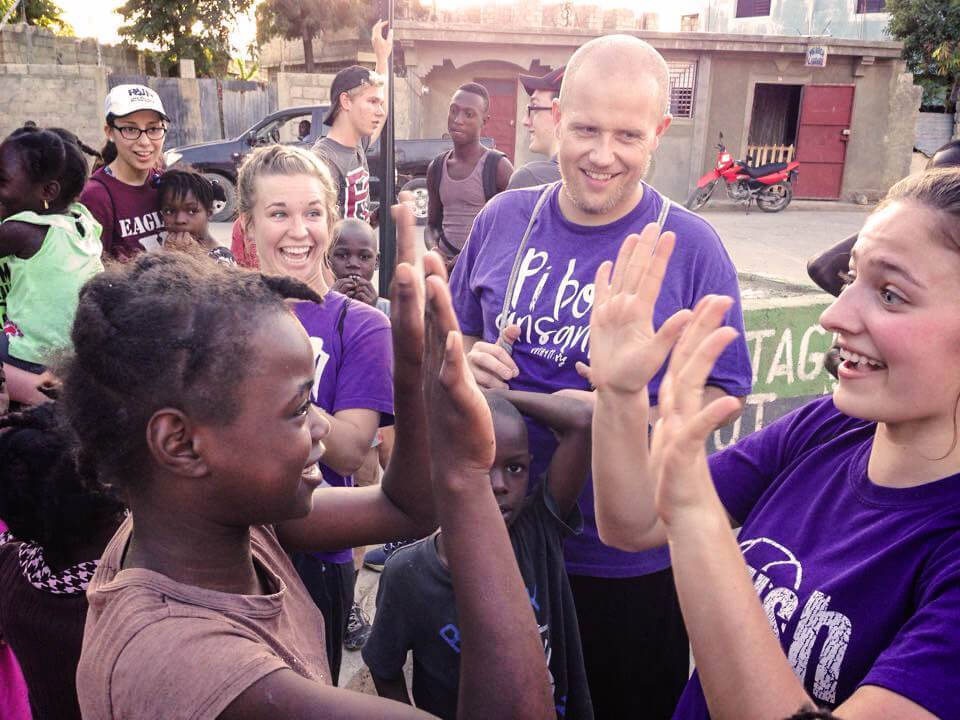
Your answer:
[603,8,636,30]
[0,24,142,73]
[276,72,334,109]
[915,111,956,155]
[0,63,109,150]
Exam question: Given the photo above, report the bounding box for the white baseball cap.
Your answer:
[104,84,170,121]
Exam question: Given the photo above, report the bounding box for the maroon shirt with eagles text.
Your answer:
[79,168,164,260]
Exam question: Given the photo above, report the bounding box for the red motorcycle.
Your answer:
[685,132,800,213]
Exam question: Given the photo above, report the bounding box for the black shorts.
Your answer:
[570,568,690,719]
[0,333,45,374]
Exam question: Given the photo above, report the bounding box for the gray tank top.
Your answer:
[439,149,490,252]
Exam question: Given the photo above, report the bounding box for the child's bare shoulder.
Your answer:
[0,220,45,256]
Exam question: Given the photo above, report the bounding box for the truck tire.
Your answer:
[400,177,429,226]
[203,173,237,223]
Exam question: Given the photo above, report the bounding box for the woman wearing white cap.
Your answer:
[79,84,169,260]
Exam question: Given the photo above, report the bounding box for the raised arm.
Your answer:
[278,205,436,551]
[645,280,933,720]
[578,224,694,552]
[368,20,393,146]
[422,270,554,720]
[496,388,593,516]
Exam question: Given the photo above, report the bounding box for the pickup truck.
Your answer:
[163,104,493,223]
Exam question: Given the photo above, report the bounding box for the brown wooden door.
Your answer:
[794,85,855,199]
[474,77,517,162]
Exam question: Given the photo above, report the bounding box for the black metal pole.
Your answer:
[378,0,397,298]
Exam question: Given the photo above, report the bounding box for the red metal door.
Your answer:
[794,85,854,199]
[474,77,516,162]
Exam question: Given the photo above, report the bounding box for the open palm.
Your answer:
[578,223,692,395]
[650,296,742,527]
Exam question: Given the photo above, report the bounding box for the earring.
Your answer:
[43,200,49,210]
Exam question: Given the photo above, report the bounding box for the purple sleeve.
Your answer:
[709,396,847,524]
[79,180,114,254]
[859,534,960,719]
[333,304,394,422]
[687,232,753,399]
[448,205,489,338]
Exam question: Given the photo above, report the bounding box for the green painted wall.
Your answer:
[708,301,835,451]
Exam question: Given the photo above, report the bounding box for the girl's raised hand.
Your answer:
[423,259,495,477]
[389,202,431,375]
[650,295,742,528]
[576,222,692,395]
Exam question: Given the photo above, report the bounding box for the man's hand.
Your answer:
[372,19,393,63]
[576,223,692,396]
[466,324,520,389]
[423,264,495,477]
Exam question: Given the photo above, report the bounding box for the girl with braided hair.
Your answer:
[0,125,104,406]
[67,244,554,719]
[0,402,125,719]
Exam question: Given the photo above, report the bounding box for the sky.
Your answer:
[59,0,692,49]
[59,0,258,53]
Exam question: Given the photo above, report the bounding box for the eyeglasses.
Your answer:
[110,124,167,141]
[526,105,552,119]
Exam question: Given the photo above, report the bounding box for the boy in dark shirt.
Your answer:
[328,218,390,316]
[363,387,594,719]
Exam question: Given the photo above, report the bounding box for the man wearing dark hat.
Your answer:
[507,66,564,190]
[312,20,393,223]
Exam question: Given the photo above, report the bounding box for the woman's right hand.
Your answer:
[576,222,692,396]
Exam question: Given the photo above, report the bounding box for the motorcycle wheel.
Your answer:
[757,182,793,213]
[685,180,717,211]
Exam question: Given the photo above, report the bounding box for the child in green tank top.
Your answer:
[0,126,103,405]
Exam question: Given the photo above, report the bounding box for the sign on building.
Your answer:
[805,46,829,67]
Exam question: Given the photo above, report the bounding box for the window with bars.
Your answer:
[667,61,697,118]
[856,0,885,12]
[735,0,771,18]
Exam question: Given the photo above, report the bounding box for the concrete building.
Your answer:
[691,0,891,41]
[260,4,919,204]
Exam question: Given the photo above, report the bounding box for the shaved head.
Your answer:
[560,35,670,116]
[552,34,673,225]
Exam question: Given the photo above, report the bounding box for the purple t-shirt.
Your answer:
[79,168,164,260]
[673,395,960,718]
[449,183,752,578]
[294,292,394,564]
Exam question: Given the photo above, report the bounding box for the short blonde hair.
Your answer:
[237,144,339,238]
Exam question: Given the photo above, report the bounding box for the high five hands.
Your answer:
[579,221,741,529]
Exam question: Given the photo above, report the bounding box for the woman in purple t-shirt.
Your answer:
[586,168,960,720]
[79,84,168,260]
[235,144,401,682]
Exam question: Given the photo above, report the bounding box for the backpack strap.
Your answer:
[496,181,559,354]
[426,149,450,229]
[481,150,506,201]
[656,195,672,227]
